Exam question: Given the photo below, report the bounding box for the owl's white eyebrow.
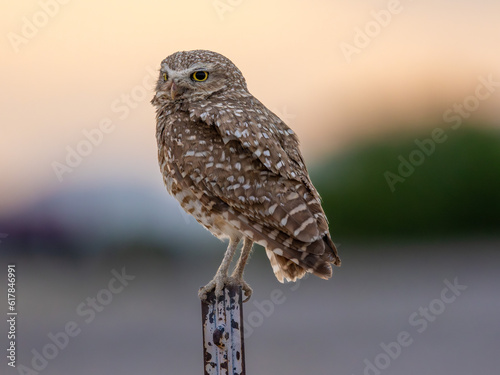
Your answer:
[160,67,209,76]
[190,63,211,71]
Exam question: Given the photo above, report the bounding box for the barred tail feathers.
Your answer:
[265,235,340,283]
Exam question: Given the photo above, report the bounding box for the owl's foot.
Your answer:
[198,274,228,301]
[228,276,253,303]
[198,276,253,303]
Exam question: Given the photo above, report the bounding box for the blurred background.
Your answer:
[1,0,499,374]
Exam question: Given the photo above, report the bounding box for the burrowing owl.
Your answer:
[152,50,340,301]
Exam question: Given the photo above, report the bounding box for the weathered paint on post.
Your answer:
[201,285,246,375]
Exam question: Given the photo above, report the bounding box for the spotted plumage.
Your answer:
[152,50,340,300]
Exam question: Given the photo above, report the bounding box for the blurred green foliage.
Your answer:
[312,125,500,240]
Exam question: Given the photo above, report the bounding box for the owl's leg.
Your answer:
[198,236,240,301]
[229,237,254,302]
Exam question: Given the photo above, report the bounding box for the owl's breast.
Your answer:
[156,111,240,239]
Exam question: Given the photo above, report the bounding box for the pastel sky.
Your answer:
[1,0,499,214]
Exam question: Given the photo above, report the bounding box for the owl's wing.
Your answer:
[186,96,317,195]
[169,103,339,280]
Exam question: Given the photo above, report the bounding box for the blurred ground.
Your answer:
[1,239,499,375]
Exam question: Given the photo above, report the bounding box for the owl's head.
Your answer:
[152,50,248,106]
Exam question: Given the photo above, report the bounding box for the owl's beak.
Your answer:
[170,82,179,100]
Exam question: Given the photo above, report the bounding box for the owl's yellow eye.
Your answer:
[162,73,168,81]
[191,71,209,82]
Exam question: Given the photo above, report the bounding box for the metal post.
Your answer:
[201,285,246,375]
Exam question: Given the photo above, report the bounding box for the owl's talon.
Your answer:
[228,277,253,303]
[199,276,253,303]
[198,275,228,301]
[241,284,253,303]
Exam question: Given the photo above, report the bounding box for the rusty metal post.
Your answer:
[201,285,246,375]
